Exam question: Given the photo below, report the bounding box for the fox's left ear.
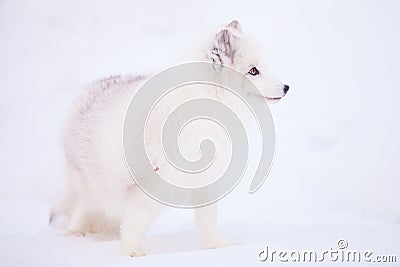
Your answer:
[210,28,237,64]
[209,20,242,64]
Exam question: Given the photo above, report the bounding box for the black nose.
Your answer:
[283,84,290,94]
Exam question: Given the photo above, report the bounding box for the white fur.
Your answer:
[56,20,288,256]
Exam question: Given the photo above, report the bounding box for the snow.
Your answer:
[0,0,400,266]
[1,222,399,266]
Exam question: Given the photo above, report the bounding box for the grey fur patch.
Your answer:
[209,29,236,65]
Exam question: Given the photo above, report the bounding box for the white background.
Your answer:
[0,0,399,266]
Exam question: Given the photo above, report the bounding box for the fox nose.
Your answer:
[283,84,290,94]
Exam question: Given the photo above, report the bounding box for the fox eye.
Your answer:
[248,67,260,76]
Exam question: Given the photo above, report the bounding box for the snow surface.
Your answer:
[0,0,400,266]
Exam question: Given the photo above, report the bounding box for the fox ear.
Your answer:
[211,29,236,64]
[226,20,242,32]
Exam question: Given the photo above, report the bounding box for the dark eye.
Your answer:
[248,67,260,76]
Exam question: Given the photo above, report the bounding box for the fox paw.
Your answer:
[123,246,147,257]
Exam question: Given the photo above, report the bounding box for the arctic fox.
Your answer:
[57,20,289,256]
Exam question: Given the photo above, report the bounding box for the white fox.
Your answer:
[55,20,289,256]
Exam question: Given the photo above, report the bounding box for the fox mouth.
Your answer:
[265,97,282,100]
